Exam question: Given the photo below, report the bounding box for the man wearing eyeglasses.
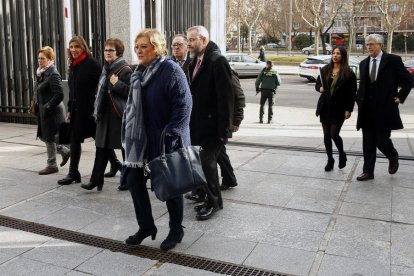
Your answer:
[171,34,192,81]
[356,34,412,181]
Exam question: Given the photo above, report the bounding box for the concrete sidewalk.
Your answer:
[0,103,414,276]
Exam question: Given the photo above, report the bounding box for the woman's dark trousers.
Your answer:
[127,168,183,232]
[68,142,81,174]
[90,147,114,186]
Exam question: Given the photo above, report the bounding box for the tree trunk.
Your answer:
[347,30,354,55]
[238,21,241,53]
[387,29,395,53]
[315,29,320,55]
[248,27,253,55]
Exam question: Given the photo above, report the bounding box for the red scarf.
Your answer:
[71,52,88,67]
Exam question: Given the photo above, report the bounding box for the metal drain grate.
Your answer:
[0,215,290,276]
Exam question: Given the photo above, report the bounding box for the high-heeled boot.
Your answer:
[125,227,157,245]
[160,226,184,251]
[57,169,81,185]
[58,143,81,185]
[80,181,103,191]
[338,153,347,169]
[324,158,335,172]
[104,160,122,177]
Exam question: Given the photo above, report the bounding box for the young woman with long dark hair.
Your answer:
[315,47,357,171]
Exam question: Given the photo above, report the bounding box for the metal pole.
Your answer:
[288,0,292,56]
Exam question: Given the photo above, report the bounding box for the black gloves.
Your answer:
[256,87,260,95]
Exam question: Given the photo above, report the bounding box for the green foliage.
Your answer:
[294,34,310,50]
[392,34,414,51]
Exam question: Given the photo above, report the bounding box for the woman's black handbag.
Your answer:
[56,122,71,144]
[147,128,207,202]
[107,92,126,118]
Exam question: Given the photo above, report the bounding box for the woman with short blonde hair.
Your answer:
[35,46,70,175]
[123,29,192,251]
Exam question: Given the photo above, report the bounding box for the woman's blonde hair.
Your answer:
[38,46,56,60]
[135,29,167,56]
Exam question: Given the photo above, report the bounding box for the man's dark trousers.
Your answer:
[199,141,225,208]
[217,145,237,186]
[260,89,275,121]
[362,86,398,174]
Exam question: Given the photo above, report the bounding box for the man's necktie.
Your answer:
[193,58,202,78]
[370,58,377,83]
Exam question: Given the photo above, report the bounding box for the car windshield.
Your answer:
[304,58,330,64]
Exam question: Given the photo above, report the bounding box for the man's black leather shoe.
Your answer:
[356,172,374,181]
[184,193,205,203]
[194,203,208,212]
[220,182,238,191]
[196,205,219,221]
[389,153,399,174]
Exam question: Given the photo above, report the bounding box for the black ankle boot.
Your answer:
[81,182,103,191]
[125,227,157,245]
[104,161,122,178]
[325,158,335,172]
[160,227,184,251]
[338,153,347,169]
[57,170,81,185]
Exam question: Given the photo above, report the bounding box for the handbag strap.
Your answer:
[159,126,184,158]
[114,65,130,77]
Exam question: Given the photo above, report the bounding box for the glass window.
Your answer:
[232,56,242,62]
[243,55,257,63]
[390,3,399,11]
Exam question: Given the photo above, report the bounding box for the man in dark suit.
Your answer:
[356,34,412,181]
[186,25,234,220]
[171,34,191,75]
[219,69,245,190]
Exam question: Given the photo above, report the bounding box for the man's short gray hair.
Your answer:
[365,34,384,46]
[187,26,209,39]
[172,34,187,42]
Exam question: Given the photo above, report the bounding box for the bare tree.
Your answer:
[341,0,364,55]
[257,0,285,44]
[295,0,343,55]
[375,0,413,53]
[233,0,266,54]
[227,0,242,52]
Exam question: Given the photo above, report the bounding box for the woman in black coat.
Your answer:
[315,46,357,171]
[81,38,131,191]
[36,46,70,175]
[57,36,101,185]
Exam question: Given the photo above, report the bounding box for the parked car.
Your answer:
[225,53,266,77]
[404,59,414,85]
[266,43,280,49]
[299,55,360,82]
[301,43,333,55]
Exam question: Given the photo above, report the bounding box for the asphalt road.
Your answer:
[240,75,414,115]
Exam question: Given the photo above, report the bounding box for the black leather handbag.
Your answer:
[147,128,207,202]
